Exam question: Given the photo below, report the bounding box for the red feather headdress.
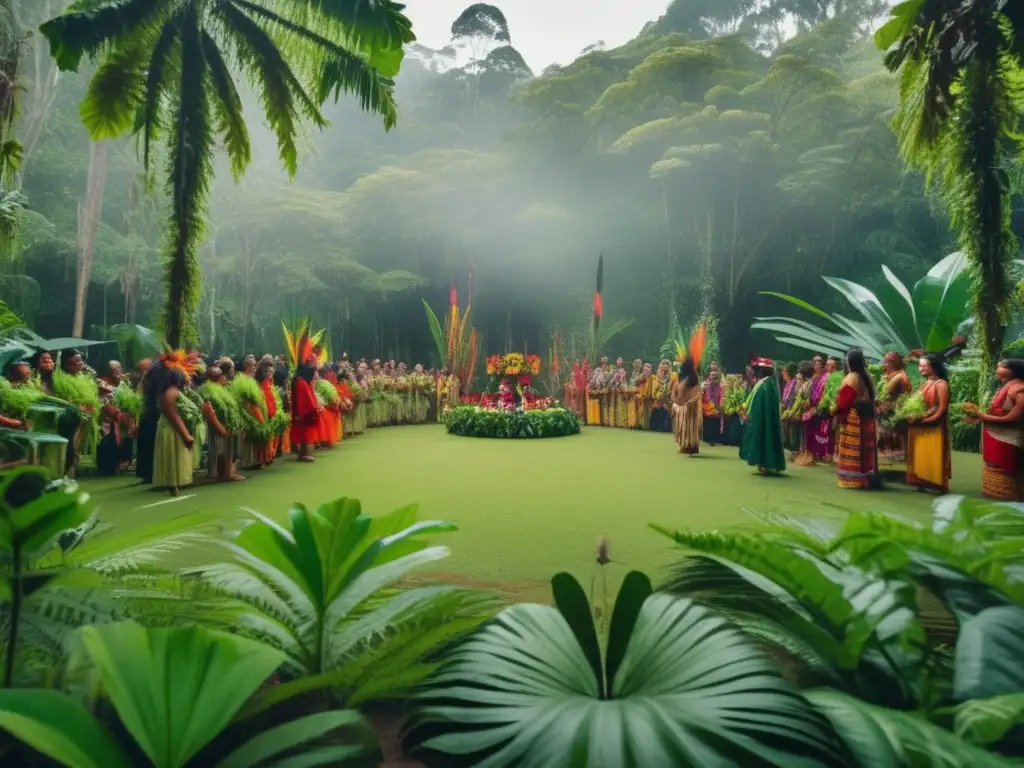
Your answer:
[159,349,199,382]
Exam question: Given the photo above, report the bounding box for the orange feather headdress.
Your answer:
[675,322,707,371]
[159,349,200,382]
[283,319,325,368]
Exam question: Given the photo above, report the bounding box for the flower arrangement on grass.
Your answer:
[445,405,581,438]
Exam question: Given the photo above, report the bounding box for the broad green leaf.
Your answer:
[759,291,833,321]
[877,265,920,348]
[954,694,1024,746]
[287,505,325,610]
[808,689,1015,768]
[0,688,130,768]
[410,596,852,766]
[217,710,375,768]
[914,251,970,352]
[551,571,603,695]
[605,570,652,692]
[81,621,288,768]
[874,0,926,51]
[955,606,1024,701]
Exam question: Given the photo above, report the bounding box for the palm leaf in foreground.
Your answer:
[406,571,851,767]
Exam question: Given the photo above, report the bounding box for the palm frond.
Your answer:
[40,0,176,71]
[228,0,398,128]
[79,39,149,139]
[140,13,182,171]
[212,0,325,177]
[202,30,251,179]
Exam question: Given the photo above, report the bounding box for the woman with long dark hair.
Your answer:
[906,353,951,492]
[964,358,1024,499]
[151,363,195,495]
[878,351,912,463]
[671,357,702,455]
[835,349,879,489]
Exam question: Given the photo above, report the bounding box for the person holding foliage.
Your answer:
[151,353,197,496]
[256,360,282,462]
[233,363,270,469]
[740,358,786,475]
[702,363,724,446]
[905,353,952,493]
[835,349,879,489]
[878,351,912,463]
[52,349,100,478]
[200,365,244,482]
[963,359,1024,500]
[31,350,55,395]
[649,359,674,432]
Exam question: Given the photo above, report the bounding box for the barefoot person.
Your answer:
[835,349,879,489]
[740,358,786,475]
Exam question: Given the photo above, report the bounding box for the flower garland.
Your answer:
[485,353,541,376]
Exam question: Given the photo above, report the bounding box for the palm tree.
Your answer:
[39,0,414,347]
[875,1,1023,370]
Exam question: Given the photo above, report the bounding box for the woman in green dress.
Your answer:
[740,358,786,475]
[151,363,195,496]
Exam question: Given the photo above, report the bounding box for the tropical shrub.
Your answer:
[0,621,379,768]
[651,495,1024,764]
[752,252,970,361]
[182,498,496,712]
[405,570,853,767]
[445,405,581,438]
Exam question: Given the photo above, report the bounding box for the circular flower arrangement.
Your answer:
[446,405,581,439]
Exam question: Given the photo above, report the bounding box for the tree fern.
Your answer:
[40,0,414,346]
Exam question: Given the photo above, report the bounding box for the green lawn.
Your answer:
[82,426,983,601]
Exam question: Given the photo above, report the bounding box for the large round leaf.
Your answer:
[955,606,1024,701]
[407,595,851,767]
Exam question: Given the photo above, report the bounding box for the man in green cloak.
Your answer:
[740,358,786,474]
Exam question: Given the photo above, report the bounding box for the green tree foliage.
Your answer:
[876,0,1024,371]
[38,0,414,346]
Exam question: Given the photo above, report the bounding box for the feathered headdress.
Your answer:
[675,322,707,370]
[282,319,324,368]
[159,349,199,381]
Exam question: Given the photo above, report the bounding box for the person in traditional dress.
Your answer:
[649,359,674,432]
[291,360,320,463]
[200,365,244,482]
[0,361,32,431]
[54,350,99,478]
[672,358,702,455]
[905,354,951,493]
[150,357,196,496]
[274,364,292,456]
[256,360,280,464]
[235,362,268,470]
[835,348,879,489]
[877,351,911,463]
[702,363,724,446]
[587,357,610,426]
[631,361,651,429]
[740,358,786,475]
[780,363,801,457]
[627,359,644,429]
[800,355,831,465]
[609,367,629,427]
[964,359,1024,500]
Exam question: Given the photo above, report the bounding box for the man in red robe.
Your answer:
[290,362,319,463]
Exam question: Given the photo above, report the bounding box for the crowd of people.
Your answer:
[2,335,1020,501]
[563,343,1024,501]
[0,348,448,495]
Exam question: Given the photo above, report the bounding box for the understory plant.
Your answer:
[651,495,1024,764]
[405,570,854,766]
[182,498,497,712]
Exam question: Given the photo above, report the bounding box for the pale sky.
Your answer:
[403,0,673,72]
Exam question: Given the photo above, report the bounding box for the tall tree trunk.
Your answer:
[73,140,108,337]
